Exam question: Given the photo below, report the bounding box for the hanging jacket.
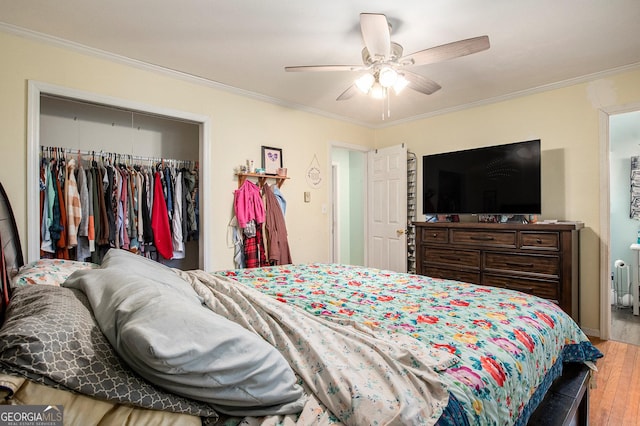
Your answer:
[54,163,69,260]
[263,184,292,265]
[151,171,173,260]
[234,180,265,228]
[172,171,185,259]
[76,165,91,260]
[65,158,82,248]
[273,185,287,215]
[40,163,54,254]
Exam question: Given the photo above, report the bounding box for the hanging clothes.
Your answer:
[48,162,62,251]
[234,180,265,229]
[86,166,96,254]
[228,216,245,269]
[151,170,174,260]
[54,161,69,260]
[184,169,198,239]
[263,183,292,265]
[172,171,185,259]
[272,185,287,215]
[76,164,91,261]
[244,222,267,268]
[40,160,54,254]
[39,147,197,266]
[95,166,109,246]
[65,158,82,248]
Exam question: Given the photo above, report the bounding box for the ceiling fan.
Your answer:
[285,13,490,102]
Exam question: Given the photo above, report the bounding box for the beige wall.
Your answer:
[0,31,374,270]
[375,68,640,333]
[3,28,640,333]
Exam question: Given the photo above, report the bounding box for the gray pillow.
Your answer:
[63,249,305,416]
[99,249,201,303]
[0,285,219,419]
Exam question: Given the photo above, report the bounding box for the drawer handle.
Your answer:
[470,236,495,241]
[431,233,439,238]
[536,238,542,244]
[506,285,534,293]
[441,255,462,261]
[506,262,534,268]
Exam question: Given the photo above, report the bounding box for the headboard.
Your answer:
[0,181,24,320]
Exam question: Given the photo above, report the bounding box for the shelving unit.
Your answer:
[407,152,417,274]
[237,172,289,188]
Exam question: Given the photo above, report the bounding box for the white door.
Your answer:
[367,144,408,272]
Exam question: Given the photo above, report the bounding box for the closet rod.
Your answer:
[40,146,197,168]
[41,93,201,126]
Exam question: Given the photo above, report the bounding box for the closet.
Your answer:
[38,95,200,270]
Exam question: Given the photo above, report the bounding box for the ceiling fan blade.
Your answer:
[336,84,359,101]
[285,65,364,72]
[360,13,391,60]
[403,71,441,95]
[400,35,490,67]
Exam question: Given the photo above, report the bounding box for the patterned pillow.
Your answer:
[12,259,98,287]
[0,285,218,420]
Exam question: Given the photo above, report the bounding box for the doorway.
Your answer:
[609,111,640,345]
[330,145,366,265]
[602,107,640,344]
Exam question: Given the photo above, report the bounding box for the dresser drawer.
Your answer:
[424,247,481,268]
[451,229,516,248]
[420,228,448,244]
[520,231,560,251]
[424,266,480,284]
[484,252,560,277]
[482,273,559,301]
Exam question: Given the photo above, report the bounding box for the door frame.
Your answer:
[26,80,213,270]
[329,142,369,265]
[331,163,340,263]
[599,101,640,340]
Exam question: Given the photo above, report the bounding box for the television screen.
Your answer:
[422,140,541,215]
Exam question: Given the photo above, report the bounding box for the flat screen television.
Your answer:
[422,139,541,215]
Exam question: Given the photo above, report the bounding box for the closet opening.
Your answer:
[27,81,212,270]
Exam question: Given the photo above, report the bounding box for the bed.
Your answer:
[0,181,602,425]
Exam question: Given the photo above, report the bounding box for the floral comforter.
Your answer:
[216,263,602,426]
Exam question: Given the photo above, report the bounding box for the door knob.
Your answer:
[396,229,406,236]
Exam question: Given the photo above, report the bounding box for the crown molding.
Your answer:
[374,62,640,129]
[0,22,372,128]
[3,22,639,130]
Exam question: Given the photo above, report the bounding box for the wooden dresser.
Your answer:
[414,221,583,322]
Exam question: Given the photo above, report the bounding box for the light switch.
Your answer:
[304,191,311,203]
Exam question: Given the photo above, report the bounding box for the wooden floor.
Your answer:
[610,307,640,346]
[588,337,640,425]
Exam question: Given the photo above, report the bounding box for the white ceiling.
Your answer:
[1,0,639,127]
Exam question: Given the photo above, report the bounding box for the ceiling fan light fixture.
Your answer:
[370,82,385,99]
[355,73,375,93]
[378,67,398,88]
[393,74,409,94]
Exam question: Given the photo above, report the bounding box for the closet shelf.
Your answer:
[237,172,289,188]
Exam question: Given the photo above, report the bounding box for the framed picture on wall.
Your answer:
[261,146,283,175]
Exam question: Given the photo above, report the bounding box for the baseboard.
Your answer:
[581,327,600,338]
